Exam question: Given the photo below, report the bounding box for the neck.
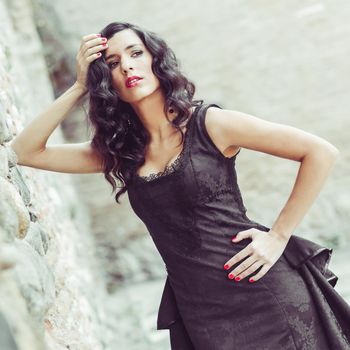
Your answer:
[130,89,177,144]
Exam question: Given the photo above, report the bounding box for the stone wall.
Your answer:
[2,1,349,349]
[0,0,108,349]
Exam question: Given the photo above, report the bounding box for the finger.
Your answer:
[79,35,104,54]
[228,255,258,279]
[79,33,101,51]
[232,229,253,243]
[82,33,102,44]
[85,52,103,63]
[248,263,271,282]
[77,40,105,61]
[232,260,263,281]
[85,43,108,57]
[82,37,108,55]
[223,244,253,270]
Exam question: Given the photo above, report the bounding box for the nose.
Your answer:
[120,57,134,74]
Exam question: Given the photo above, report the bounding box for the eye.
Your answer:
[108,62,118,69]
[108,50,143,69]
[135,51,143,56]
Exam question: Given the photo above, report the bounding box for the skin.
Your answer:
[10,30,340,285]
[103,30,340,283]
[211,107,339,282]
[103,29,196,176]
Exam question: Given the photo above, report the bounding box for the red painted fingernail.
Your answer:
[228,273,234,279]
[249,278,255,283]
[102,43,107,46]
[235,276,241,281]
[96,34,101,37]
[224,264,230,270]
[232,236,237,240]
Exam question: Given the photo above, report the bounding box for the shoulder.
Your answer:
[205,106,243,131]
[204,105,265,141]
[204,105,273,155]
[202,105,242,158]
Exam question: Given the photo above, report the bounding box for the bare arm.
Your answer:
[11,82,87,158]
[205,107,340,240]
[9,33,109,174]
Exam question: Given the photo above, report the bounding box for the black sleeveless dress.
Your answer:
[127,102,350,350]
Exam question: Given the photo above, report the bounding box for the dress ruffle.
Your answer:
[157,234,350,349]
[283,234,350,349]
[157,276,180,330]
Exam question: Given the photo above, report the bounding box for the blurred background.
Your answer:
[1,0,349,349]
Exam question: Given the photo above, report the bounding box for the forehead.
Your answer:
[107,29,143,51]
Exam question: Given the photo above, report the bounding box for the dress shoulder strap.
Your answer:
[191,102,240,160]
[190,102,221,157]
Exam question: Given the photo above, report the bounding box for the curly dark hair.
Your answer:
[87,22,202,203]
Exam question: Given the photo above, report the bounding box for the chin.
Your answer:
[121,86,161,104]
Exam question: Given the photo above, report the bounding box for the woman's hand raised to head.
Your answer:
[75,33,109,92]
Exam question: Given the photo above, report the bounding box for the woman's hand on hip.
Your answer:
[223,228,289,283]
[75,33,109,92]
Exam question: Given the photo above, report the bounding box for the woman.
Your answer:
[9,22,350,349]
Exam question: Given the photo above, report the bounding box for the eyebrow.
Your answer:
[105,44,142,61]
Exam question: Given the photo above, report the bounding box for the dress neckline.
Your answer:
[134,104,201,184]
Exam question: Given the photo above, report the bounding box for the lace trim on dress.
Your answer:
[135,104,201,183]
[137,147,185,182]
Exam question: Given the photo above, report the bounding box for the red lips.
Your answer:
[125,76,143,88]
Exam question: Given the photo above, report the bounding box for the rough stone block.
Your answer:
[0,144,9,177]
[0,241,18,271]
[24,222,48,256]
[13,239,55,325]
[4,142,18,168]
[0,312,18,350]
[0,109,11,144]
[0,177,30,239]
[8,167,31,206]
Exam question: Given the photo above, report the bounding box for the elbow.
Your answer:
[8,139,45,166]
[302,142,340,163]
[325,144,340,160]
[317,144,340,166]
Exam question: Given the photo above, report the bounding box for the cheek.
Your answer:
[149,70,160,87]
[111,73,124,91]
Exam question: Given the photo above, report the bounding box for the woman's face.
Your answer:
[104,29,161,103]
